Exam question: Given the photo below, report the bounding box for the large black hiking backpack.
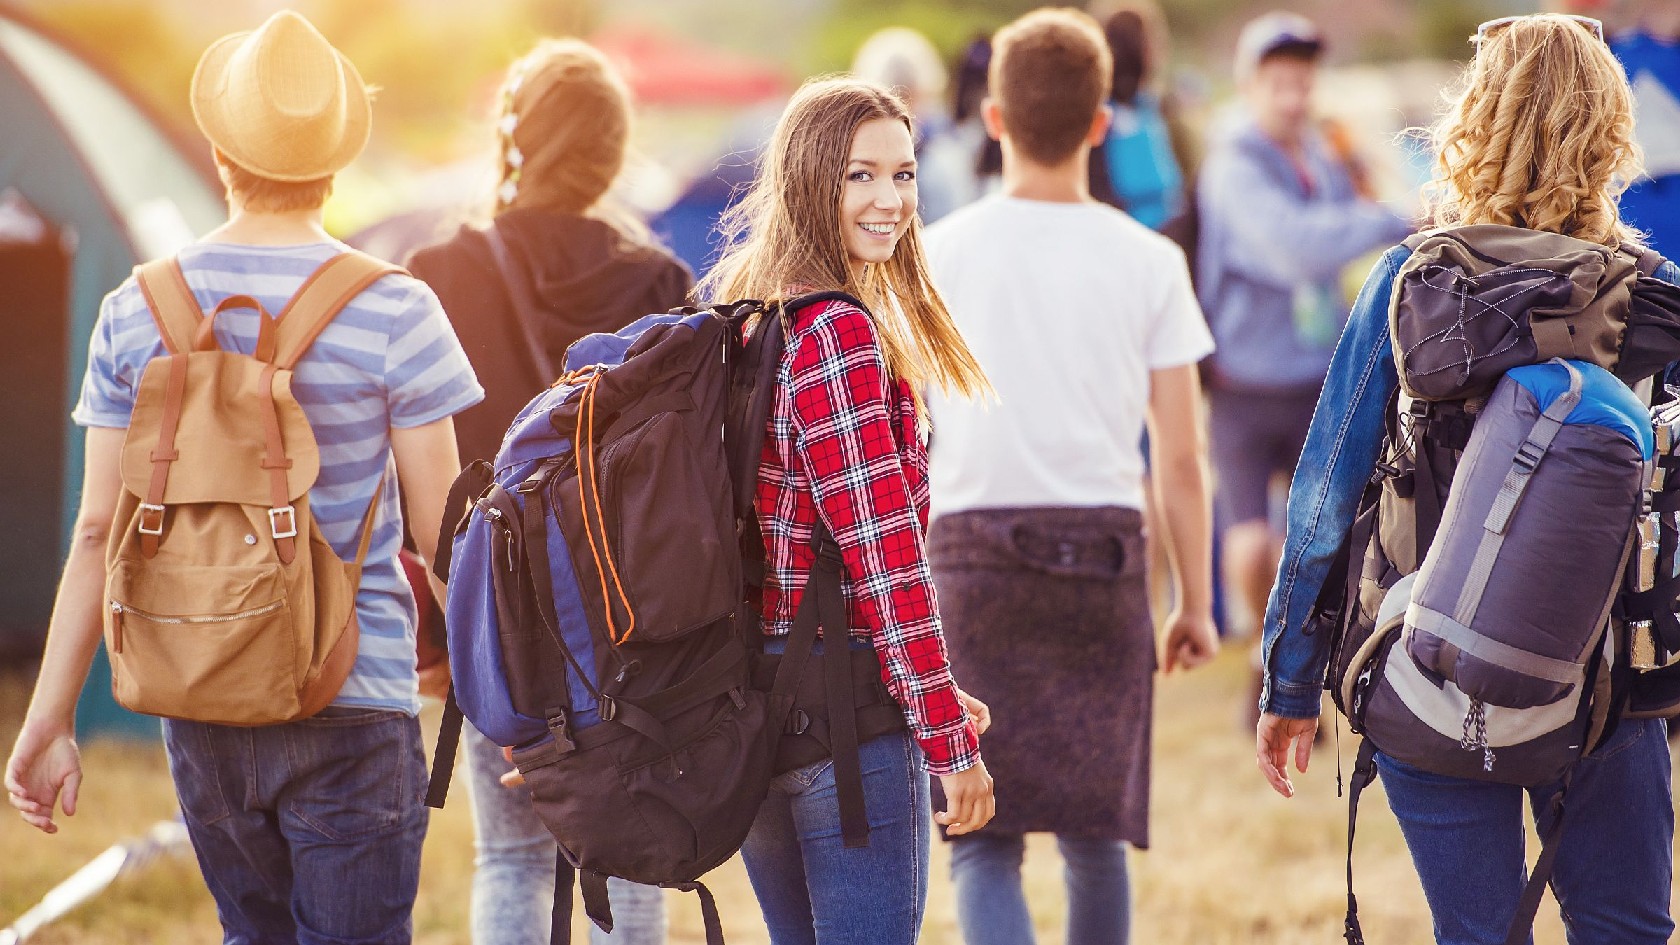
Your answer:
[424,292,904,945]
[1309,226,1680,945]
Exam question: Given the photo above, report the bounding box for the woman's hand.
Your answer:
[1256,712,1319,798]
[955,687,992,736]
[6,722,83,834]
[936,758,995,835]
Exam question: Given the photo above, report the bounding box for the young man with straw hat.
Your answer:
[5,11,481,943]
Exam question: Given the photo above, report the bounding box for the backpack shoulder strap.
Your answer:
[482,222,558,382]
[274,251,406,370]
[134,257,203,355]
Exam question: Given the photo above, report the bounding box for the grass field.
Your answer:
[2,649,1673,944]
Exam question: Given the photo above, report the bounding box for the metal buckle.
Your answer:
[137,503,165,536]
[268,505,298,540]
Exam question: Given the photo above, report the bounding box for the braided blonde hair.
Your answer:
[1425,14,1642,247]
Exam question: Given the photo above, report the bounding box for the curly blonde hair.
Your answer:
[1425,14,1643,247]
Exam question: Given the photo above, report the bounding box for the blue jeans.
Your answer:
[949,833,1130,945]
[462,722,666,945]
[739,730,930,945]
[1377,717,1674,945]
[162,707,429,945]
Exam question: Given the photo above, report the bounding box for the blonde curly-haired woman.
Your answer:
[1255,14,1675,945]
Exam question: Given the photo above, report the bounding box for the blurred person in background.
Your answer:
[1089,2,1190,234]
[1257,15,1675,943]
[1195,11,1410,721]
[701,74,997,945]
[923,11,1217,945]
[1592,0,1680,258]
[853,26,972,222]
[405,38,690,945]
[948,35,1003,202]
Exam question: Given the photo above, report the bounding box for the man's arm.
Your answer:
[6,427,125,833]
[1145,363,1218,672]
[390,417,463,607]
[1208,148,1410,288]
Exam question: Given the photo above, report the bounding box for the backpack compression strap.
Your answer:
[1342,737,1378,945]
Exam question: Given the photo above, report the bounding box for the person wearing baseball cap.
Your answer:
[1193,10,1410,725]
[5,11,483,944]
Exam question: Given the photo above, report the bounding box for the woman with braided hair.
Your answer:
[407,38,691,945]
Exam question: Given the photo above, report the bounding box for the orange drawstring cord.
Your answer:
[572,372,636,645]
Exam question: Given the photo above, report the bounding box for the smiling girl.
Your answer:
[700,77,995,944]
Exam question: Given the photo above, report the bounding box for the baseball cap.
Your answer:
[1234,11,1324,80]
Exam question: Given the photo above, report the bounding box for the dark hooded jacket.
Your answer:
[408,207,693,466]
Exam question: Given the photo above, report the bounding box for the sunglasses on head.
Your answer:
[1472,14,1605,46]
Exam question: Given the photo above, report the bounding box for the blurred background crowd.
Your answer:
[0,0,1670,728]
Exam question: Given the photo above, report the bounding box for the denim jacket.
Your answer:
[1258,243,1680,718]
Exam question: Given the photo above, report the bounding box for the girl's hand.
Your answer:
[936,759,996,835]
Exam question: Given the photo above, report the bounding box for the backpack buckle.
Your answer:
[785,709,811,735]
[268,505,298,540]
[544,709,577,753]
[137,503,166,536]
[1513,441,1545,473]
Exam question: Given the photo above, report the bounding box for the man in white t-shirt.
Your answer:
[919,10,1218,945]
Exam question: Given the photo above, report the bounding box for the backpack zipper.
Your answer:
[109,599,284,631]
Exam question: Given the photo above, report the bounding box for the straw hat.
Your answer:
[190,10,370,182]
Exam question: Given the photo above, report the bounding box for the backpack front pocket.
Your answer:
[107,561,297,724]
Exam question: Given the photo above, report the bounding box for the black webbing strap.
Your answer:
[664,881,726,945]
[1344,738,1379,945]
[580,869,614,938]
[1503,774,1572,945]
[765,523,874,846]
[433,459,493,583]
[813,533,869,848]
[1412,408,1447,555]
[424,685,464,809]
[550,849,576,945]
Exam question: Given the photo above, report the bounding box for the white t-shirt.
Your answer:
[923,195,1215,518]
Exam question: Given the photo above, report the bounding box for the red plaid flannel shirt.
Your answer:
[754,297,978,775]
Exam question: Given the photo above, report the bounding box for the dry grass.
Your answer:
[3,650,1675,944]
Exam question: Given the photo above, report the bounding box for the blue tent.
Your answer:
[0,6,222,735]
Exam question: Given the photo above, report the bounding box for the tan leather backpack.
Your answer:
[105,251,401,725]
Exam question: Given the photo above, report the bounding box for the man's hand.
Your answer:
[936,758,996,836]
[1256,712,1319,798]
[6,723,83,834]
[955,687,992,736]
[1160,609,1219,673]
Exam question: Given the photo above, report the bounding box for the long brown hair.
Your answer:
[1425,14,1641,246]
[701,77,991,402]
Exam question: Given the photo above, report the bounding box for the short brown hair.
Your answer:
[990,9,1112,166]
[217,154,333,212]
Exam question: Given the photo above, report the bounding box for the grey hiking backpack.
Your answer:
[1311,226,1680,945]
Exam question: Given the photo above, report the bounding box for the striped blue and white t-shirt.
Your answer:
[73,240,484,715]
